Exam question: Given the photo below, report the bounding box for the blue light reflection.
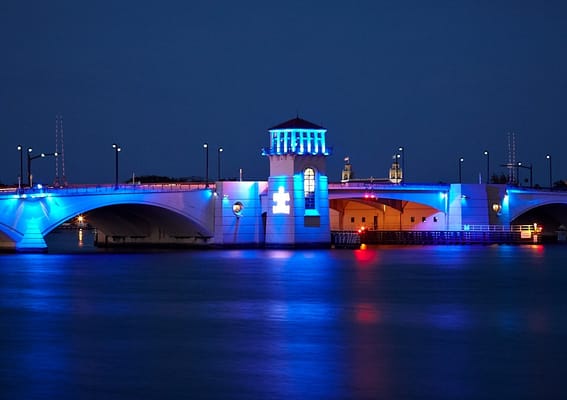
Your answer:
[1,245,565,399]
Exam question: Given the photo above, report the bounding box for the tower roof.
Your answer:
[269,117,325,131]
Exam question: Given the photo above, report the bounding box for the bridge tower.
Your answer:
[262,117,331,247]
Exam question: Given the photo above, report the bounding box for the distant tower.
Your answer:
[507,131,516,184]
[341,156,353,182]
[54,114,67,187]
[388,155,403,184]
[262,117,331,247]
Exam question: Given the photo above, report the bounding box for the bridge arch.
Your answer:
[78,202,213,246]
[510,202,567,234]
[0,187,215,251]
[328,185,449,231]
[507,189,567,233]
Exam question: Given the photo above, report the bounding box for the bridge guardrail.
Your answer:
[328,182,450,190]
[463,224,539,232]
[0,183,212,196]
[336,224,539,232]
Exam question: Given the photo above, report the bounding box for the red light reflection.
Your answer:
[355,303,380,324]
[354,246,379,266]
[528,244,545,254]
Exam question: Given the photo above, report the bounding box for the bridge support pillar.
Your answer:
[16,219,48,252]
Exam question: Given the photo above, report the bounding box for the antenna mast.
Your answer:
[54,114,67,187]
[54,115,59,186]
[61,115,66,186]
[507,131,516,184]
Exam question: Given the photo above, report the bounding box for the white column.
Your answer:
[271,132,277,152]
[291,131,297,152]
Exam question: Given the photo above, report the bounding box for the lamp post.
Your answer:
[112,143,121,189]
[217,146,223,181]
[517,162,533,188]
[546,154,552,189]
[27,148,58,187]
[483,150,490,184]
[17,145,23,189]
[203,143,209,187]
[459,157,464,183]
[26,147,32,187]
[398,146,404,183]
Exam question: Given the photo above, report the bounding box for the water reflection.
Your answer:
[44,228,96,253]
[426,304,471,330]
[1,245,566,398]
[527,309,550,333]
[354,302,380,324]
[353,246,380,266]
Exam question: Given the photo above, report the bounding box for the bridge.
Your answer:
[3,116,566,252]
[0,183,215,252]
[1,180,567,252]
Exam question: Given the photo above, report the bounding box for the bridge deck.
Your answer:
[0,183,211,197]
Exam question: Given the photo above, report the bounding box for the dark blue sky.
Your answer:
[1,1,566,185]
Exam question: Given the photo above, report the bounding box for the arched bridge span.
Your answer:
[0,184,215,251]
[507,188,567,232]
[327,183,451,232]
[328,183,567,233]
[328,183,449,210]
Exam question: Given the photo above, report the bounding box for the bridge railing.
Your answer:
[328,182,451,192]
[462,224,539,232]
[0,183,212,196]
[334,224,539,232]
[60,183,212,194]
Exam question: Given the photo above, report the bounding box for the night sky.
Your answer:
[1,1,566,186]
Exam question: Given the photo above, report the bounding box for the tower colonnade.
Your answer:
[269,128,328,155]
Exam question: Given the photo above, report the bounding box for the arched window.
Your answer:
[304,167,316,209]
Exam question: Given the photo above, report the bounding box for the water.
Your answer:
[1,231,567,399]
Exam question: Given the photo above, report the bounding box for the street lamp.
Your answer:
[203,143,209,187]
[398,146,405,183]
[217,146,223,181]
[27,148,58,187]
[459,157,464,183]
[17,145,23,189]
[112,143,121,189]
[517,162,533,188]
[546,154,552,190]
[26,147,32,186]
[483,150,490,184]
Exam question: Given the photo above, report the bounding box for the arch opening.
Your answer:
[330,197,446,232]
[511,203,567,240]
[47,203,213,249]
